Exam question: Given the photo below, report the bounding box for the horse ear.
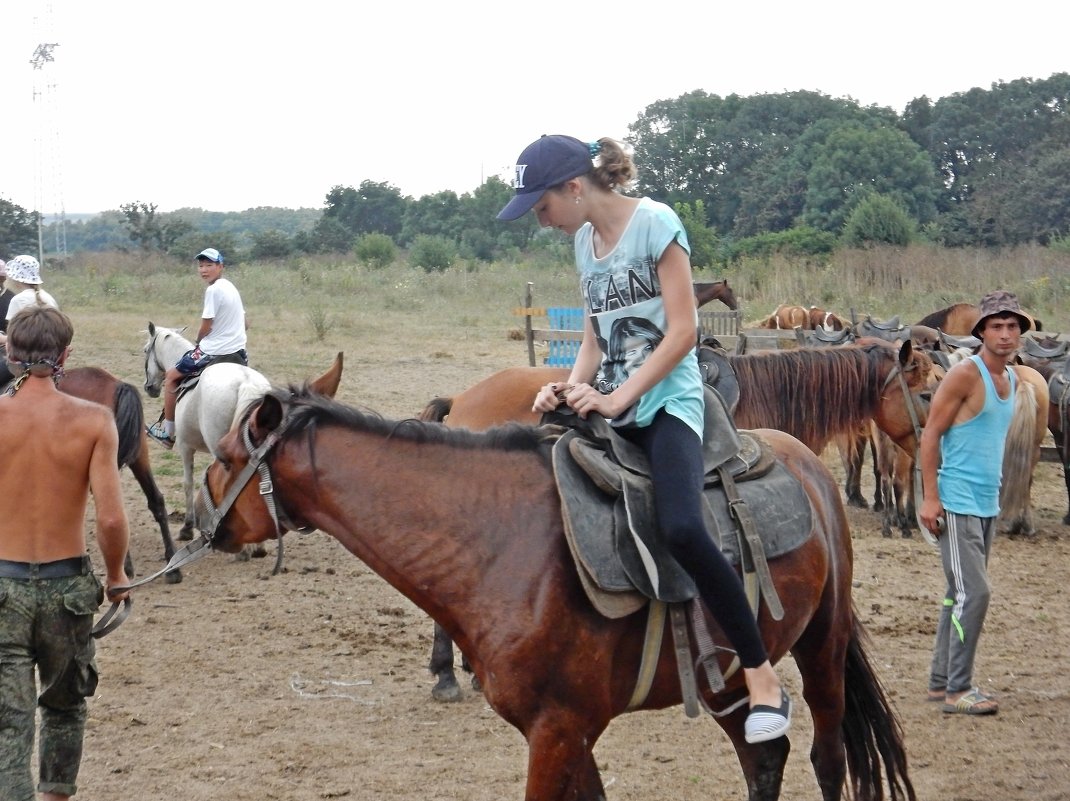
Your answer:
[148,321,156,336]
[250,394,285,441]
[897,338,914,365]
[308,352,343,398]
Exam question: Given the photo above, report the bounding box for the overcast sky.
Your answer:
[2,1,1067,215]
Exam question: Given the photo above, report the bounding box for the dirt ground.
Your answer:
[68,336,1070,801]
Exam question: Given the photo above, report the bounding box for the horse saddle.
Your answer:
[696,343,740,415]
[1047,357,1070,405]
[855,315,910,342]
[1023,336,1070,361]
[174,352,250,404]
[938,330,981,352]
[551,388,812,619]
[804,325,855,347]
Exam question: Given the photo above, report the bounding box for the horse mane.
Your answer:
[266,387,547,454]
[729,346,891,449]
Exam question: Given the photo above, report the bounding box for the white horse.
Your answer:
[143,322,344,546]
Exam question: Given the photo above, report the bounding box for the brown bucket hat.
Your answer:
[971,290,1032,338]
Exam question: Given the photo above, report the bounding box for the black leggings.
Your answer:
[620,411,769,668]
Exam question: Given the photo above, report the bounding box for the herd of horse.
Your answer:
[60,290,1070,801]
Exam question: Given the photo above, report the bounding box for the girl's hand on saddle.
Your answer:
[564,383,618,419]
[532,382,572,414]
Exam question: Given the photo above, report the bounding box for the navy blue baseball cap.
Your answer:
[497,135,594,221]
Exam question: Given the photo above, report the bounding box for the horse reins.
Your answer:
[197,413,309,570]
[95,395,297,637]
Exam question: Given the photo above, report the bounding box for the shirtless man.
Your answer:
[919,290,1030,716]
[0,305,130,800]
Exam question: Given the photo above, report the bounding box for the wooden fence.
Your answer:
[515,282,786,367]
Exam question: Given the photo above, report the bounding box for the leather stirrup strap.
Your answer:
[625,601,668,711]
[670,603,700,718]
[718,466,784,620]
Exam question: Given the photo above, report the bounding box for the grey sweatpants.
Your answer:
[928,512,995,695]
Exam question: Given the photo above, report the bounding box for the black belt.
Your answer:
[0,556,91,579]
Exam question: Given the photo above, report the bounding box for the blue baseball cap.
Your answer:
[497,135,593,221]
[196,247,224,264]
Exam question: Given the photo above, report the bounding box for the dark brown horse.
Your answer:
[693,278,738,310]
[57,366,181,582]
[199,388,915,801]
[420,342,934,698]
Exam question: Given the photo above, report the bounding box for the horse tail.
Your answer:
[842,611,917,801]
[112,380,146,469]
[418,396,453,423]
[999,378,1038,533]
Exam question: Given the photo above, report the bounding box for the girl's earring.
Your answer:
[575,196,582,204]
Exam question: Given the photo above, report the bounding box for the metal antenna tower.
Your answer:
[30,9,66,262]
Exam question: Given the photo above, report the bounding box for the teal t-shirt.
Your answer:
[574,197,704,438]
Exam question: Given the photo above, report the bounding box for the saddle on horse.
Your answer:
[545,388,813,716]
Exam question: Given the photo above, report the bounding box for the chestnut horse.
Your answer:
[199,388,915,801]
[757,303,808,329]
[57,366,181,582]
[419,341,934,701]
[693,278,738,310]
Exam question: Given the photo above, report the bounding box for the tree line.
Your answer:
[3,72,1068,268]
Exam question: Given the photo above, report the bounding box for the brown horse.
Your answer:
[756,303,808,329]
[693,278,738,310]
[199,388,915,801]
[807,307,847,331]
[56,366,181,581]
[420,341,934,700]
[915,303,980,336]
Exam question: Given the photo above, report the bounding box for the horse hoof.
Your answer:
[165,570,183,584]
[846,496,868,509]
[232,550,252,563]
[431,680,462,703]
[178,529,194,542]
[900,530,913,539]
[250,544,268,559]
[470,675,483,693]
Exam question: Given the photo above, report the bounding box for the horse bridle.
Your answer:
[144,329,169,390]
[197,413,309,573]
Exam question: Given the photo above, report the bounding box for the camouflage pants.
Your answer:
[0,568,102,800]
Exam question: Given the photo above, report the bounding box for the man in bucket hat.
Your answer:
[918,290,1030,716]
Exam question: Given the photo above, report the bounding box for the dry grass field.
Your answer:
[34,247,1070,799]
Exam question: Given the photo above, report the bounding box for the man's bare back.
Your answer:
[0,379,124,563]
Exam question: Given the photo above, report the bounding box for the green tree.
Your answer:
[354,232,397,268]
[0,198,39,256]
[319,181,408,242]
[629,90,892,233]
[673,200,719,268]
[408,235,456,273]
[249,229,293,260]
[401,190,462,245]
[119,201,193,252]
[801,124,938,233]
[840,193,916,247]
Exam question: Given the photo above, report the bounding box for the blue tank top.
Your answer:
[937,354,1016,517]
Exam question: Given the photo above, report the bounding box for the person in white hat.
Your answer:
[3,255,59,331]
[146,247,248,448]
[0,255,59,387]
